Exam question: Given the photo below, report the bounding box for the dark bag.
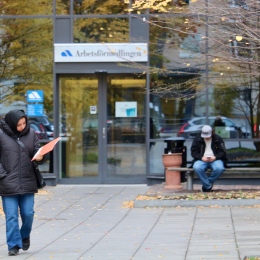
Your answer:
[33,161,46,189]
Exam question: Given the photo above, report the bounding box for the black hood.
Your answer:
[4,109,28,135]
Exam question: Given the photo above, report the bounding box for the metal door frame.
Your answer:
[55,73,105,184]
[55,73,147,184]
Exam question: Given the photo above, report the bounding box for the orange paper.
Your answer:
[32,137,61,161]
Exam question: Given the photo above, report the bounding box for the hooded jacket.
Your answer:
[191,132,228,167]
[0,109,41,195]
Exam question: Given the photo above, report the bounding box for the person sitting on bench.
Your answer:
[191,125,228,192]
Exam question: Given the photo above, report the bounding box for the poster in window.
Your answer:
[115,102,137,117]
[90,106,97,114]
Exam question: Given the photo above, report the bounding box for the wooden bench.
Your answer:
[167,167,260,190]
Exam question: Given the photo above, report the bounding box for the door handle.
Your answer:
[103,127,106,138]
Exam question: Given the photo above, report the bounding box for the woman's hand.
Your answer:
[34,154,43,161]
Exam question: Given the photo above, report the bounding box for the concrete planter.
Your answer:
[162,153,182,190]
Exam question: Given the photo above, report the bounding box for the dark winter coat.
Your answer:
[0,110,41,195]
[190,133,228,167]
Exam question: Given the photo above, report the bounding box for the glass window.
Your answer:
[129,0,188,14]
[228,0,247,7]
[0,18,53,117]
[107,75,146,177]
[73,18,129,43]
[59,76,99,178]
[0,0,53,15]
[149,15,203,71]
[148,0,260,180]
[149,74,198,141]
[56,0,70,14]
[73,0,128,15]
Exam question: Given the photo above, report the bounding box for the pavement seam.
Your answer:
[230,207,242,260]
[130,208,165,260]
[184,207,198,260]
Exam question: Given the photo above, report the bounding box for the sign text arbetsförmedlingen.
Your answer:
[76,49,142,58]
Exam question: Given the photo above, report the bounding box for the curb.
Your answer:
[134,199,260,208]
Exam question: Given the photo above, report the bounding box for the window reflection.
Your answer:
[107,76,146,177]
[148,10,259,141]
[178,116,250,139]
[74,18,129,43]
[73,0,128,15]
[56,0,70,15]
[150,87,253,141]
[1,0,52,15]
[130,0,189,14]
[59,77,99,178]
[0,18,53,116]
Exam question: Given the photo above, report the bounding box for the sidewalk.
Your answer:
[0,184,259,259]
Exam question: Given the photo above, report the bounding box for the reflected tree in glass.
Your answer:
[0,0,52,15]
[0,18,53,113]
[74,0,127,15]
[74,18,129,43]
[130,0,260,146]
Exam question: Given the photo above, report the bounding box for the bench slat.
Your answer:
[166,167,260,191]
[167,167,260,172]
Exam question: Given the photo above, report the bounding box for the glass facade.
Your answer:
[73,18,129,43]
[56,0,70,14]
[147,4,260,178]
[1,0,53,15]
[1,0,260,184]
[73,0,127,15]
[0,18,53,117]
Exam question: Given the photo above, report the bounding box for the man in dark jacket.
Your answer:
[0,109,44,256]
[191,125,227,192]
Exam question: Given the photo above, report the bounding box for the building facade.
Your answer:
[1,0,260,185]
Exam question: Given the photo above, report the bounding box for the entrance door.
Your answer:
[58,74,147,184]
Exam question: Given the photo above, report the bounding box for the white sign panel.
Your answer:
[54,43,148,63]
[115,102,137,117]
[90,106,97,114]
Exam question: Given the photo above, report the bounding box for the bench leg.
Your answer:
[187,171,193,191]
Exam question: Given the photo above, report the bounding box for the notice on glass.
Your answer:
[115,102,137,117]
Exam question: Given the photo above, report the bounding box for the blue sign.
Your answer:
[27,90,44,102]
[27,104,44,116]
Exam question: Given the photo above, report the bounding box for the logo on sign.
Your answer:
[61,50,73,57]
[27,90,44,102]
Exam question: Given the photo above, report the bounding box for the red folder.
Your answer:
[32,137,61,161]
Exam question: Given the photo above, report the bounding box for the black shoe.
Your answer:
[8,246,19,256]
[201,185,213,192]
[22,237,30,251]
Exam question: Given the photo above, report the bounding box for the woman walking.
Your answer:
[0,109,44,256]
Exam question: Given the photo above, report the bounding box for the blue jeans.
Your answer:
[1,194,35,250]
[193,160,225,189]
